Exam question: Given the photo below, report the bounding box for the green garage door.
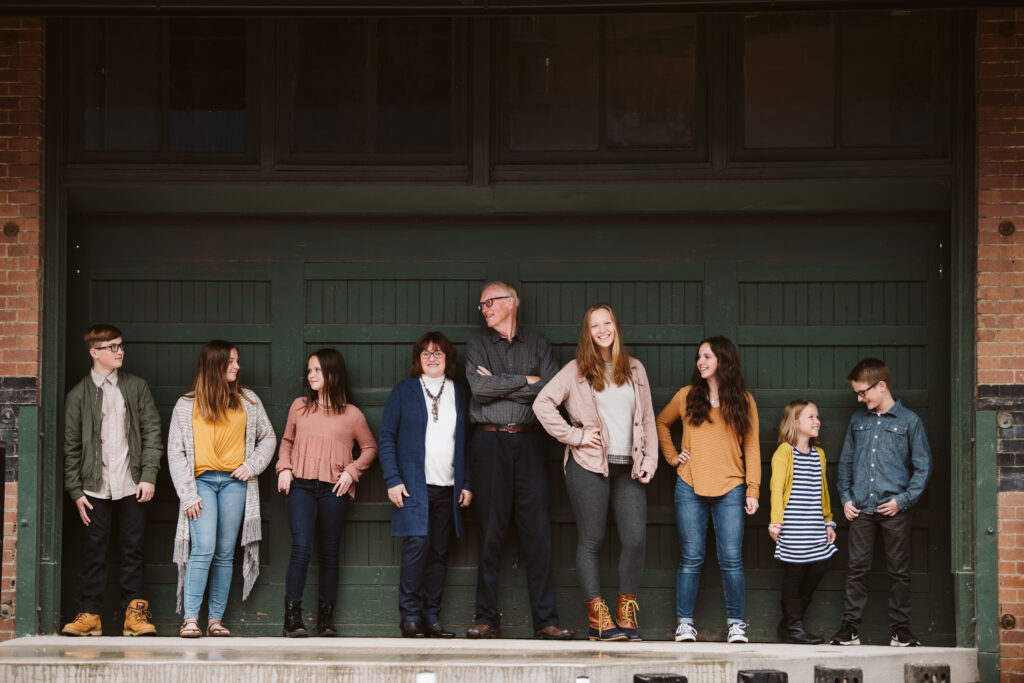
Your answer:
[63,213,951,642]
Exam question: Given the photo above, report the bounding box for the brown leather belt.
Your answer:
[474,423,543,433]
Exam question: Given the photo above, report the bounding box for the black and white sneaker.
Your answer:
[830,621,860,646]
[726,621,749,643]
[890,627,921,647]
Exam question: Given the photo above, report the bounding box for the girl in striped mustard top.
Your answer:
[768,400,837,644]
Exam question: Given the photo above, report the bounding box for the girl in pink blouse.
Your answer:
[276,348,378,637]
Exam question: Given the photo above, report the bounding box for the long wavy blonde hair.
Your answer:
[575,303,631,392]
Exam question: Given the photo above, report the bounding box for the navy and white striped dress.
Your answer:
[773,446,838,564]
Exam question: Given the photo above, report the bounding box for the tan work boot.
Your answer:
[62,612,102,636]
[123,598,157,636]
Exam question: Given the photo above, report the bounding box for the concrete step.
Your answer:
[0,636,978,683]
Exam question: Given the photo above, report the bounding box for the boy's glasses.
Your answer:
[95,343,125,353]
[854,380,880,399]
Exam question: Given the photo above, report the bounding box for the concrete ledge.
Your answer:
[0,636,978,683]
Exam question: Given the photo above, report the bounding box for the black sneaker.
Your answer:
[830,621,860,646]
[890,627,920,647]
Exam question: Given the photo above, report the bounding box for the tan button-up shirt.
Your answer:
[82,369,136,500]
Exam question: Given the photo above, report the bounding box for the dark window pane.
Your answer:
[376,19,454,154]
[506,16,600,152]
[81,19,162,152]
[167,19,247,153]
[743,14,834,149]
[841,12,937,147]
[606,14,697,150]
[289,19,367,153]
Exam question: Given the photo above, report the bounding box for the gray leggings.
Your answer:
[564,457,648,600]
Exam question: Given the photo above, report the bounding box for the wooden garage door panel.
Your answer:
[63,215,951,642]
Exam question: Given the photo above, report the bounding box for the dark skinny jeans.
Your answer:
[564,458,647,600]
[285,477,348,604]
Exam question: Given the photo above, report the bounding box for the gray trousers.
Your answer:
[564,457,648,600]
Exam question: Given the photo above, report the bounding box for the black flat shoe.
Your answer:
[400,620,426,638]
[424,622,455,638]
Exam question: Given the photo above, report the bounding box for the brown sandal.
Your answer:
[206,619,231,637]
[179,618,201,638]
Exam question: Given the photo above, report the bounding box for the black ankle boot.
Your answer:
[780,598,822,644]
[283,600,308,638]
[317,601,337,637]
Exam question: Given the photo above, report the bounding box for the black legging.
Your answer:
[780,558,828,601]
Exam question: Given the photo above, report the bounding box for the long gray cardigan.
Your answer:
[166,389,276,614]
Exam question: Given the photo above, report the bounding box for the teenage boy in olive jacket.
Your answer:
[61,324,162,636]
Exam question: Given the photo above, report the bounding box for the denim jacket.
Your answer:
[836,399,932,514]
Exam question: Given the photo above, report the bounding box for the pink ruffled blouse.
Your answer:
[275,397,378,498]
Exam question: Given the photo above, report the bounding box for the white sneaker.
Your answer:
[674,622,697,642]
[727,621,749,643]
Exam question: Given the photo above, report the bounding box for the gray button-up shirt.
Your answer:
[465,326,559,426]
[836,399,933,514]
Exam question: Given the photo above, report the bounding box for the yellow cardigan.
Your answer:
[769,442,834,526]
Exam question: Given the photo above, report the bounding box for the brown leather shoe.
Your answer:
[534,624,574,640]
[62,612,102,636]
[466,623,500,639]
[123,598,157,636]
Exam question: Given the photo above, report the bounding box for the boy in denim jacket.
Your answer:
[830,357,932,647]
[61,324,162,636]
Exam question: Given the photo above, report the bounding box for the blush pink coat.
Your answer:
[533,357,659,479]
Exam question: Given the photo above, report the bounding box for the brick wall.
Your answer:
[0,17,43,641]
[979,8,1024,681]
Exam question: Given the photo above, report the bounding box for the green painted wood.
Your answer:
[60,213,954,643]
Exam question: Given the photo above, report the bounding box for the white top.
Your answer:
[421,375,456,487]
[83,368,136,500]
[595,363,635,463]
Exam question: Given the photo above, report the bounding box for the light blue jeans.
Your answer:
[674,478,746,624]
[184,470,247,620]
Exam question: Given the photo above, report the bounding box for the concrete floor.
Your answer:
[0,635,977,682]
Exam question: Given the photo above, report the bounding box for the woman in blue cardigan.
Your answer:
[379,331,472,639]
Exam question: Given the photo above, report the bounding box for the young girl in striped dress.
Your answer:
[769,399,837,644]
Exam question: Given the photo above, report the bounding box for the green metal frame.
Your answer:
[13,407,37,637]
[975,411,1000,683]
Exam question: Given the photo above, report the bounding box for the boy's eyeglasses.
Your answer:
[95,343,125,354]
[477,296,511,311]
[854,380,880,399]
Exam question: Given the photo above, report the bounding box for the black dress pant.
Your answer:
[470,430,559,630]
[398,484,455,624]
[76,494,148,614]
[841,509,913,629]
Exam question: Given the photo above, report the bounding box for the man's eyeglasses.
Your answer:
[854,380,880,399]
[420,351,445,359]
[478,296,512,312]
[95,343,125,354]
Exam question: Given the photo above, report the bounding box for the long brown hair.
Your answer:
[684,336,751,438]
[303,348,356,415]
[189,340,249,422]
[575,303,631,392]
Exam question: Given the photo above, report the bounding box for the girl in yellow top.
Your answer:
[768,400,836,644]
[167,340,276,638]
[656,336,759,644]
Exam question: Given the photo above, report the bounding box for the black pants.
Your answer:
[842,509,913,629]
[470,430,559,630]
[780,559,828,601]
[398,484,454,624]
[76,494,148,614]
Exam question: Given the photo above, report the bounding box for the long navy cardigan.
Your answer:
[378,376,471,538]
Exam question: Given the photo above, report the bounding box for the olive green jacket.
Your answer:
[63,370,163,501]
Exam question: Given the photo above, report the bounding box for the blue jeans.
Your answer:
[184,470,247,620]
[398,485,454,624]
[285,477,348,603]
[674,478,746,624]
